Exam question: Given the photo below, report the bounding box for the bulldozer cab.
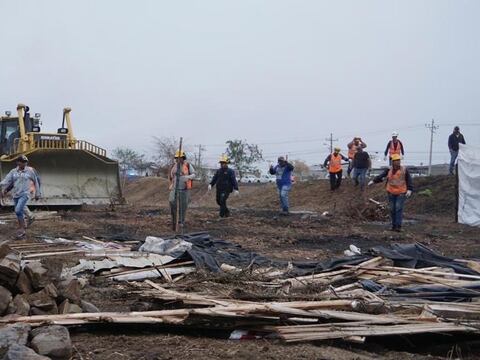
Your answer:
[0,118,20,156]
[0,104,123,206]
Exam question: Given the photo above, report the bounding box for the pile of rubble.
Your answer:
[0,323,72,359]
[0,242,98,317]
[3,242,480,346]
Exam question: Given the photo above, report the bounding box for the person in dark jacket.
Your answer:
[352,146,371,191]
[448,126,466,175]
[208,155,239,218]
[368,154,413,232]
[269,156,294,214]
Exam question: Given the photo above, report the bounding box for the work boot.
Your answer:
[26,216,35,228]
[14,231,26,240]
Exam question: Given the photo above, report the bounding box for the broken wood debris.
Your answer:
[2,280,480,344]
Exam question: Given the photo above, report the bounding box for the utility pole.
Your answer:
[195,144,206,179]
[425,119,439,176]
[325,133,338,154]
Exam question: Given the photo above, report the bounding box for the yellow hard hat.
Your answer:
[174,150,186,158]
[391,154,401,161]
[334,147,341,152]
[219,155,229,163]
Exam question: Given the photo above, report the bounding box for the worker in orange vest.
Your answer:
[368,154,413,232]
[383,131,404,164]
[168,150,196,230]
[347,136,367,177]
[323,147,348,191]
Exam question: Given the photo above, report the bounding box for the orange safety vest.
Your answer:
[389,141,402,156]
[329,153,342,173]
[169,162,193,190]
[386,167,407,195]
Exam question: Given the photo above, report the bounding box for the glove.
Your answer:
[367,180,374,186]
[233,190,240,196]
[208,185,212,191]
[406,190,412,198]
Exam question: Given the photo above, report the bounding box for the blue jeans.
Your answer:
[277,184,291,212]
[353,168,368,190]
[388,193,406,228]
[449,149,458,175]
[14,195,29,221]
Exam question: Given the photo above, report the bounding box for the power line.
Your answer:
[199,124,428,148]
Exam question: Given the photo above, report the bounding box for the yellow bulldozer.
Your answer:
[0,104,122,206]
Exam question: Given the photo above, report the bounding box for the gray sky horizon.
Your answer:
[1,0,479,167]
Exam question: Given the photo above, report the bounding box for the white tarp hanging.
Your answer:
[458,144,480,227]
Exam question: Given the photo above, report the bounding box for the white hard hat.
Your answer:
[392,131,399,137]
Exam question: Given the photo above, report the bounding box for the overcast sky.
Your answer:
[1,0,479,167]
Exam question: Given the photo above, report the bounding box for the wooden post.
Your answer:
[175,137,183,233]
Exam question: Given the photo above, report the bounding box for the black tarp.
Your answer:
[368,242,478,275]
[138,232,480,301]
[174,232,371,277]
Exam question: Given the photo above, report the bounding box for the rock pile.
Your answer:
[0,242,98,318]
[0,323,72,359]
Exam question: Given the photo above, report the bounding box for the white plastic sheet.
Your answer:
[458,144,480,227]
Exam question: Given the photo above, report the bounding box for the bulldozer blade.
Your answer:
[0,149,123,206]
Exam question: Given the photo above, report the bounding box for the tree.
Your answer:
[225,139,263,178]
[292,159,310,179]
[112,147,146,177]
[152,136,180,176]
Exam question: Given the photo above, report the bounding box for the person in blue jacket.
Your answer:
[269,156,294,215]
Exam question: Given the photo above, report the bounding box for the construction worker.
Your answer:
[368,154,413,232]
[208,155,239,218]
[0,155,41,239]
[347,136,367,177]
[352,145,371,191]
[323,147,348,191]
[384,131,404,164]
[269,157,294,215]
[168,150,196,230]
[448,126,466,175]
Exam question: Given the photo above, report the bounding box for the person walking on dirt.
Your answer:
[368,154,413,232]
[0,155,41,239]
[269,156,294,215]
[323,147,348,191]
[347,136,367,177]
[352,145,371,191]
[448,126,466,175]
[208,155,239,218]
[384,131,404,165]
[168,150,196,230]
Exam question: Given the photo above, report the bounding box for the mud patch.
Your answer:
[293,235,381,253]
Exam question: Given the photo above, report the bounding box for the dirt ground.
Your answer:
[2,175,480,359]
